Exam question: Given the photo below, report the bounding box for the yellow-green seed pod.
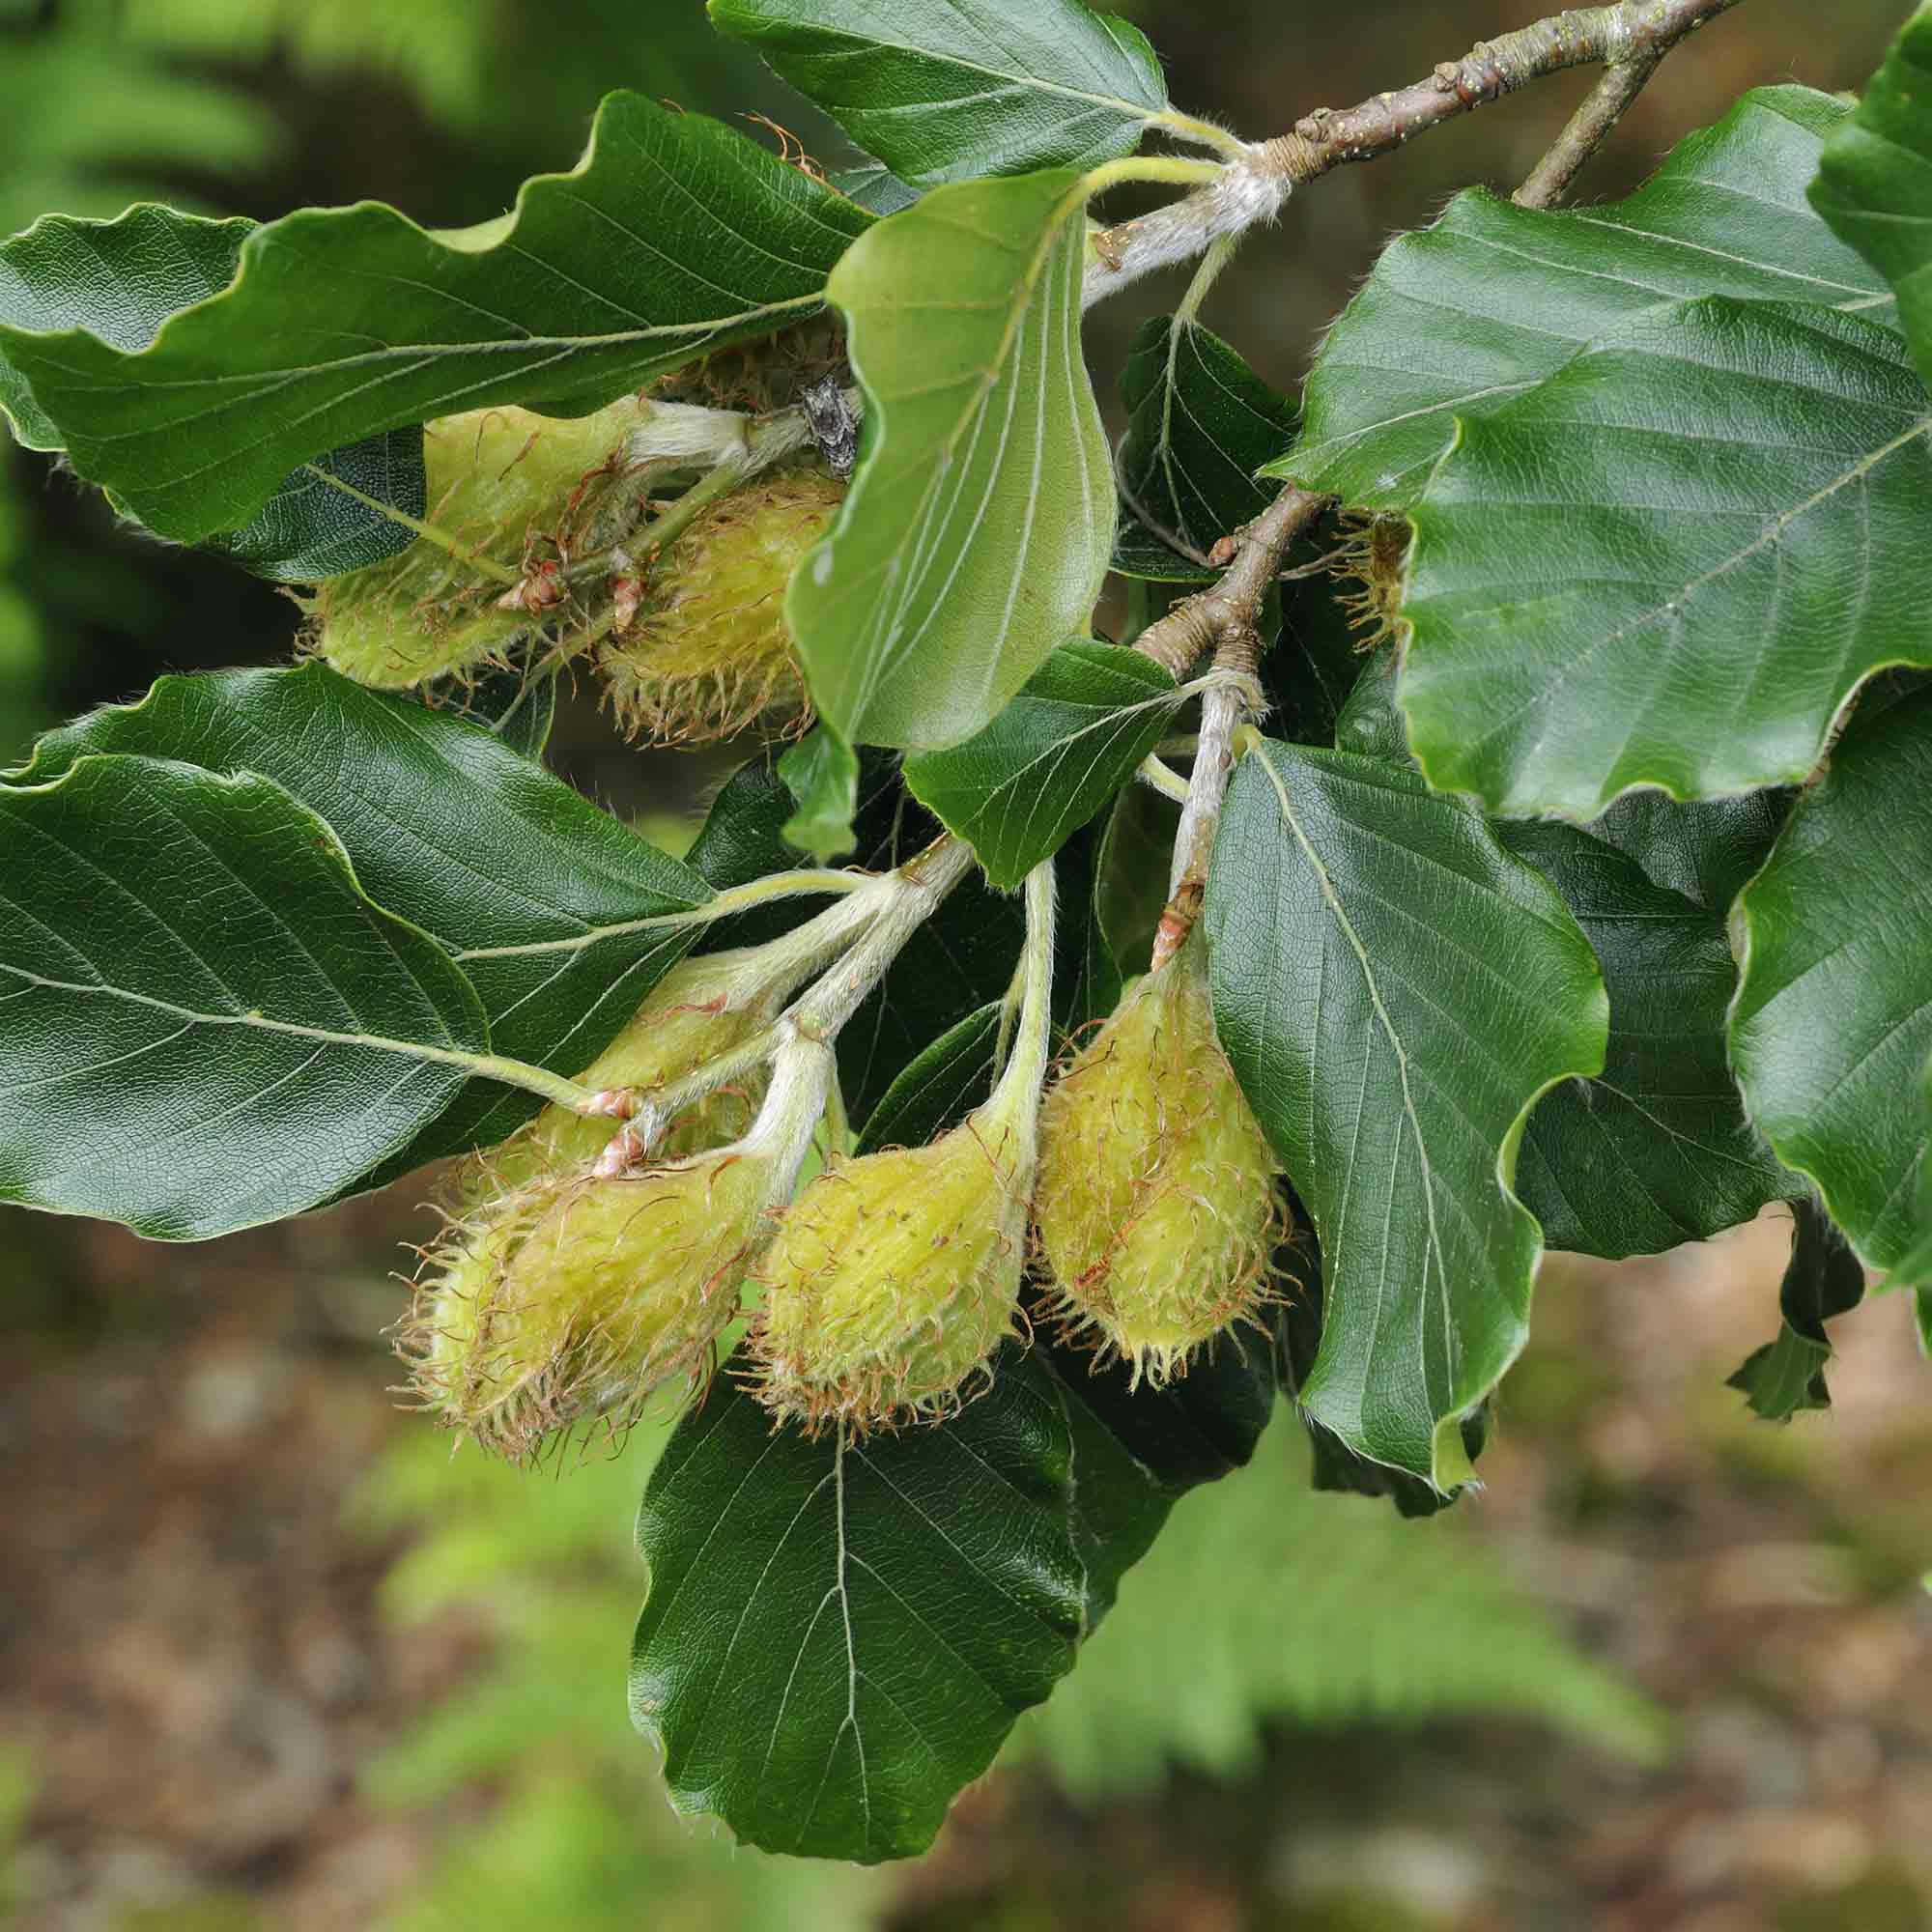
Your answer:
[1034,937,1280,1387]
[307,395,648,689]
[407,1151,771,1463]
[492,955,777,1189]
[597,465,843,744]
[752,1102,1034,1435]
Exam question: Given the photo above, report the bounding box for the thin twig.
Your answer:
[1087,0,1747,304]
[1133,488,1328,938]
[1133,486,1328,681]
[1514,48,1663,207]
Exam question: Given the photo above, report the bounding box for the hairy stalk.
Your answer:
[451,866,869,965]
[1087,0,1746,305]
[787,837,978,1044]
[1139,488,1329,943]
[592,846,969,1171]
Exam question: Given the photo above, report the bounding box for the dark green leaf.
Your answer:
[200,429,427,583]
[1206,739,1606,1487]
[8,666,710,1168]
[0,97,871,544]
[1109,512,1214,583]
[778,724,861,861]
[1812,5,1932,390]
[790,169,1113,751]
[1503,818,1792,1261]
[1727,1199,1868,1420]
[1400,298,1932,819]
[0,205,252,453]
[709,0,1169,187]
[1328,646,1408,766]
[1586,788,1790,913]
[1892,1065,1932,1292]
[417,665,558,761]
[855,1004,1002,1151]
[1041,1315,1277,1621]
[1092,779,1174,982]
[688,755,802,893]
[902,640,1179,887]
[0,754,487,1239]
[1272,1183,1476,1518]
[1268,571,1373,751]
[1732,686,1932,1270]
[1271,87,1895,511]
[632,1344,1085,1862]
[0,204,423,580]
[1115,316,1298,574]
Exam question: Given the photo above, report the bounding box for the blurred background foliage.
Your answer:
[3,3,1929,1929]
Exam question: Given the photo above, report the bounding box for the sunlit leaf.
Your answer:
[710,0,1169,187]
[1813,4,1932,389]
[1731,686,1932,1270]
[1271,88,1895,511]
[1399,298,1932,818]
[1206,738,1606,1486]
[0,97,870,544]
[790,169,1113,750]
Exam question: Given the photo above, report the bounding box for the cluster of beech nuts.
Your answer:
[402,921,1282,1462]
[335,369,1282,1458]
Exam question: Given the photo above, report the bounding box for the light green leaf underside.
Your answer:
[0,203,422,579]
[1503,816,1791,1261]
[0,94,870,544]
[790,168,1114,751]
[778,724,862,862]
[1812,5,1932,392]
[8,665,710,1173]
[901,639,1179,888]
[0,754,488,1239]
[709,0,1168,187]
[1270,87,1895,511]
[1400,298,1932,820]
[1206,739,1607,1487]
[1731,686,1932,1272]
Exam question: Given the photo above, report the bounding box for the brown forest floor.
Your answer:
[4,1203,1930,1931]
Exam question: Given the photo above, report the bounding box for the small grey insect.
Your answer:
[801,376,861,480]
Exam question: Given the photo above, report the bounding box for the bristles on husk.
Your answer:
[1331,511,1412,653]
[402,1152,770,1463]
[750,1108,1032,1435]
[597,465,843,744]
[1033,938,1282,1388]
